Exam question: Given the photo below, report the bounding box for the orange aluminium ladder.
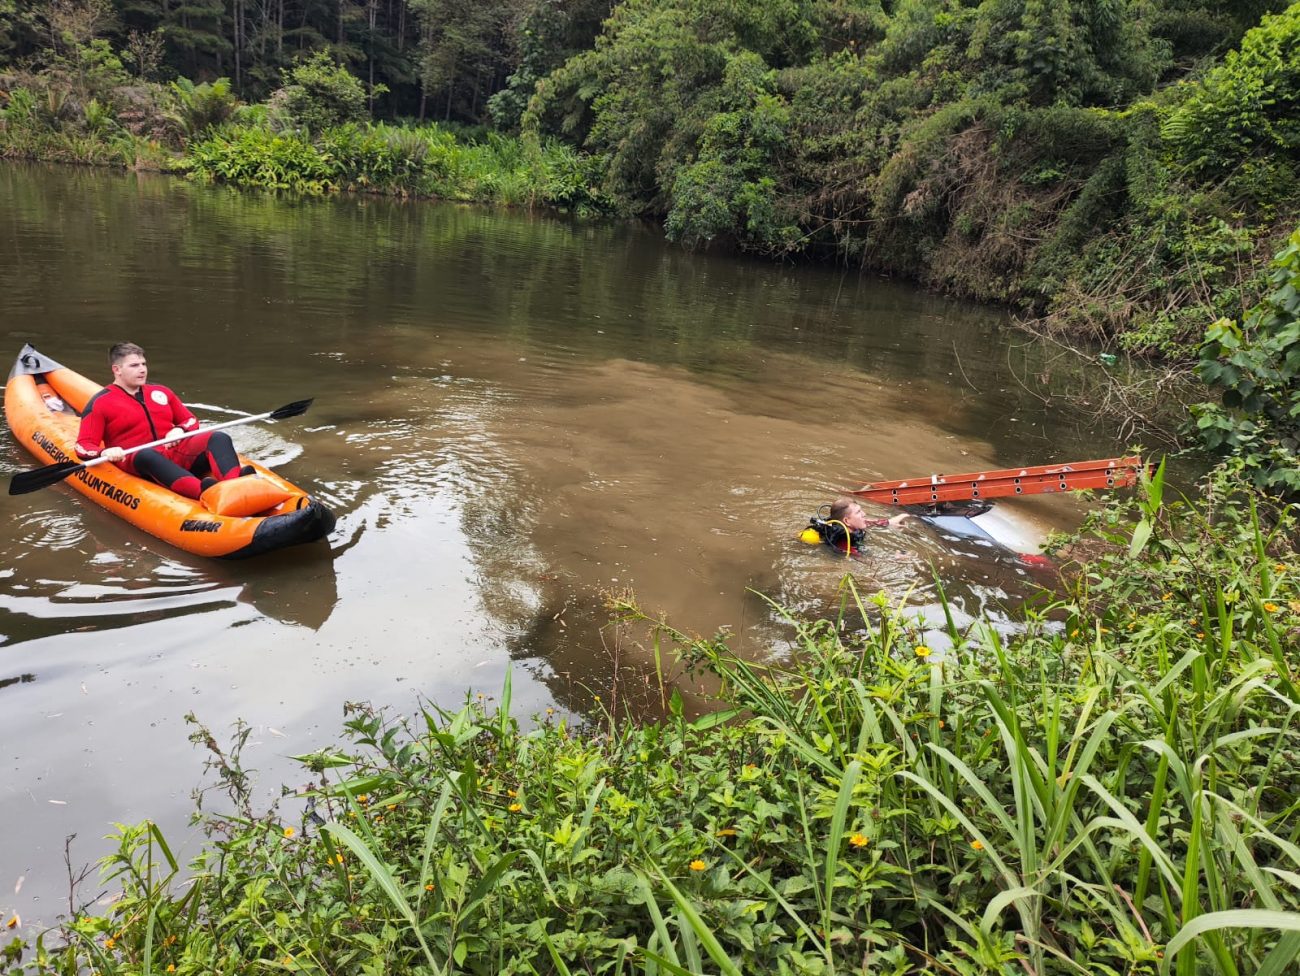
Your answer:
[849,456,1147,507]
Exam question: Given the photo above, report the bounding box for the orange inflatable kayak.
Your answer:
[5,345,335,558]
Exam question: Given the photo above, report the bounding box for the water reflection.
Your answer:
[0,549,340,644]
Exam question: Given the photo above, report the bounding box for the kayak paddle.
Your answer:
[8,397,314,496]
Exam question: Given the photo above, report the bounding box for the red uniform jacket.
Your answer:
[75,383,200,473]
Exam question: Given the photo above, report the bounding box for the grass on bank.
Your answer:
[0,81,612,214]
[3,466,1299,975]
[179,122,610,213]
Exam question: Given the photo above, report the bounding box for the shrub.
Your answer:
[316,123,428,192]
[664,52,799,252]
[170,77,238,141]
[1192,227,1300,497]
[1161,4,1300,176]
[269,52,368,135]
[185,126,335,192]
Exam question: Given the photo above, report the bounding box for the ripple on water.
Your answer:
[12,509,87,551]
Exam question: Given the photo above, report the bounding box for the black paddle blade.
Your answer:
[8,460,85,496]
[269,398,313,421]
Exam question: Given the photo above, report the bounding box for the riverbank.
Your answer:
[4,467,1297,974]
[0,116,612,216]
[0,53,613,215]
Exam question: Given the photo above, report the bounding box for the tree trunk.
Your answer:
[443,56,455,122]
[233,0,242,90]
[367,0,376,113]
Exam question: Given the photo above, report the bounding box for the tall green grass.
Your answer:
[6,469,1299,974]
[182,121,612,213]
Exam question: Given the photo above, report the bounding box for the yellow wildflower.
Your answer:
[507,789,518,798]
[1263,602,1279,613]
[167,966,175,973]
[849,834,869,848]
[971,840,984,851]
[509,803,523,813]
[1161,593,1172,601]
[425,884,435,892]
[1276,564,1287,573]
[386,804,396,811]
[689,860,707,872]
[283,826,295,838]
[105,938,116,950]
[356,794,368,805]
[5,915,18,930]
[914,645,932,658]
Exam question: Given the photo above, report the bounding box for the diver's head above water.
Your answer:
[830,495,911,531]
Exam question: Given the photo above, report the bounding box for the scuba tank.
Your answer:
[799,506,865,553]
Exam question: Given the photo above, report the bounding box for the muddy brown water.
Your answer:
[1,164,1118,926]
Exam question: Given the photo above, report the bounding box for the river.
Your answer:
[1,164,1118,927]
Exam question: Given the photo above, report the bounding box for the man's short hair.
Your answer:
[109,342,145,366]
[829,496,858,521]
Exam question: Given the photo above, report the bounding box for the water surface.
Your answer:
[1,165,1118,926]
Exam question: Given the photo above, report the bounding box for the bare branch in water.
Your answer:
[63,834,101,918]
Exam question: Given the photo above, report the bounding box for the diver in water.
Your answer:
[804,496,911,555]
[805,495,1055,568]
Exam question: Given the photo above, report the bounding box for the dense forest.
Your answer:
[3,0,1299,350]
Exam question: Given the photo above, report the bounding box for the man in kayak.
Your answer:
[75,342,249,499]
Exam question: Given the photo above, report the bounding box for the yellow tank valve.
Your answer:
[799,528,821,545]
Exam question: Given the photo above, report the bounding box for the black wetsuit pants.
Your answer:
[133,431,241,500]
